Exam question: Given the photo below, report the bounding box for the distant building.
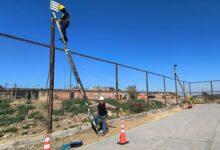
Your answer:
[0,86,176,101]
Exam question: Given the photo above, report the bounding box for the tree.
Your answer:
[126,85,138,100]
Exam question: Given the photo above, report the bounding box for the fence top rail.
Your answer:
[0,32,189,82]
[190,80,220,83]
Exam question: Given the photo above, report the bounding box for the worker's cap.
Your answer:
[59,4,65,10]
[99,96,105,101]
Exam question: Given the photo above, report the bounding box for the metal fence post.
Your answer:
[14,83,17,100]
[189,82,192,97]
[183,81,185,94]
[115,64,119,117]
[174,65,178,105]
[69,69,72,100]
[146,71,149,111]
[211,81,214,102]
[163,76,167,108]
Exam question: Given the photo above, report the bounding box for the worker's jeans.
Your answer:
[95,114,107,132]
[61,21,69,42]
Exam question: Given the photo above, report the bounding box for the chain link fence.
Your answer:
[1,33,219,145]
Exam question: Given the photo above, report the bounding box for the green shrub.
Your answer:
[4,127,18,133]
[149,100,164,110]
[0,113,27,126]
[62,99,74,112]
[0,99,12,108]
[17,104,29,115]
[32,131,39,134]
[0,107,15,115]
[0,99,15,115]
[22,130,28,135]
[61,99,87,114]
[122,99,148,114]
[43,102,48,109]
[105,99,122,107]
[53,117,59,122]
[25,100,32,104]
[73,98,84,105]
[73,105,86,115]
[22,124,30,129]
[15,114,26,122]
[53,109,64,116]
[27,104,37,110]
[28,111,44,120]
[0,116,14,126]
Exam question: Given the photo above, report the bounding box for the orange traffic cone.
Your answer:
[117,123,129,145]
[44,134,51,150]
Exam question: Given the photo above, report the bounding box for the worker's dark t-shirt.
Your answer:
[98,102,107,116]
[61,10,70,26]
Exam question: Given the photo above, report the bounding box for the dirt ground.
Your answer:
[20,107,182,150]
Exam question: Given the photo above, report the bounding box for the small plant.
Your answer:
[17,104,29,115]
[22,130,28,135]
[22,124,30,129]
[0,116,15,126]
[149,100,164,110]
[25,100,32,105]
[28,111,45,121]
[27,104,37,110]
[82,118,89,123]
[53,117,59,122]
[121,99,143,113]
[4,127,18,133]
[61,99,87,114]
[62,99,74,113]
[43,102,48,109]
[32,131,37,134]
[53,109,64,116]
[105,99,122,108]
[0,99,15,115]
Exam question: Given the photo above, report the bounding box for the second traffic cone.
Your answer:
[44,134,51,150]
[117,123,129,145]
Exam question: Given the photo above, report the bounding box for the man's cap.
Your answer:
[99,96,105,101]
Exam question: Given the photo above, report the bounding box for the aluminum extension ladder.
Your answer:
[52,12,99,135]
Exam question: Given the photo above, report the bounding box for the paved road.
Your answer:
[79,104,220,150]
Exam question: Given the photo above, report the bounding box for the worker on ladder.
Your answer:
[58,4,70,43]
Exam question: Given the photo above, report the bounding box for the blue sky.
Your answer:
[0,0,220,91]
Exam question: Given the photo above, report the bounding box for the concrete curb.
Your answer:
[0,105,179,150]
